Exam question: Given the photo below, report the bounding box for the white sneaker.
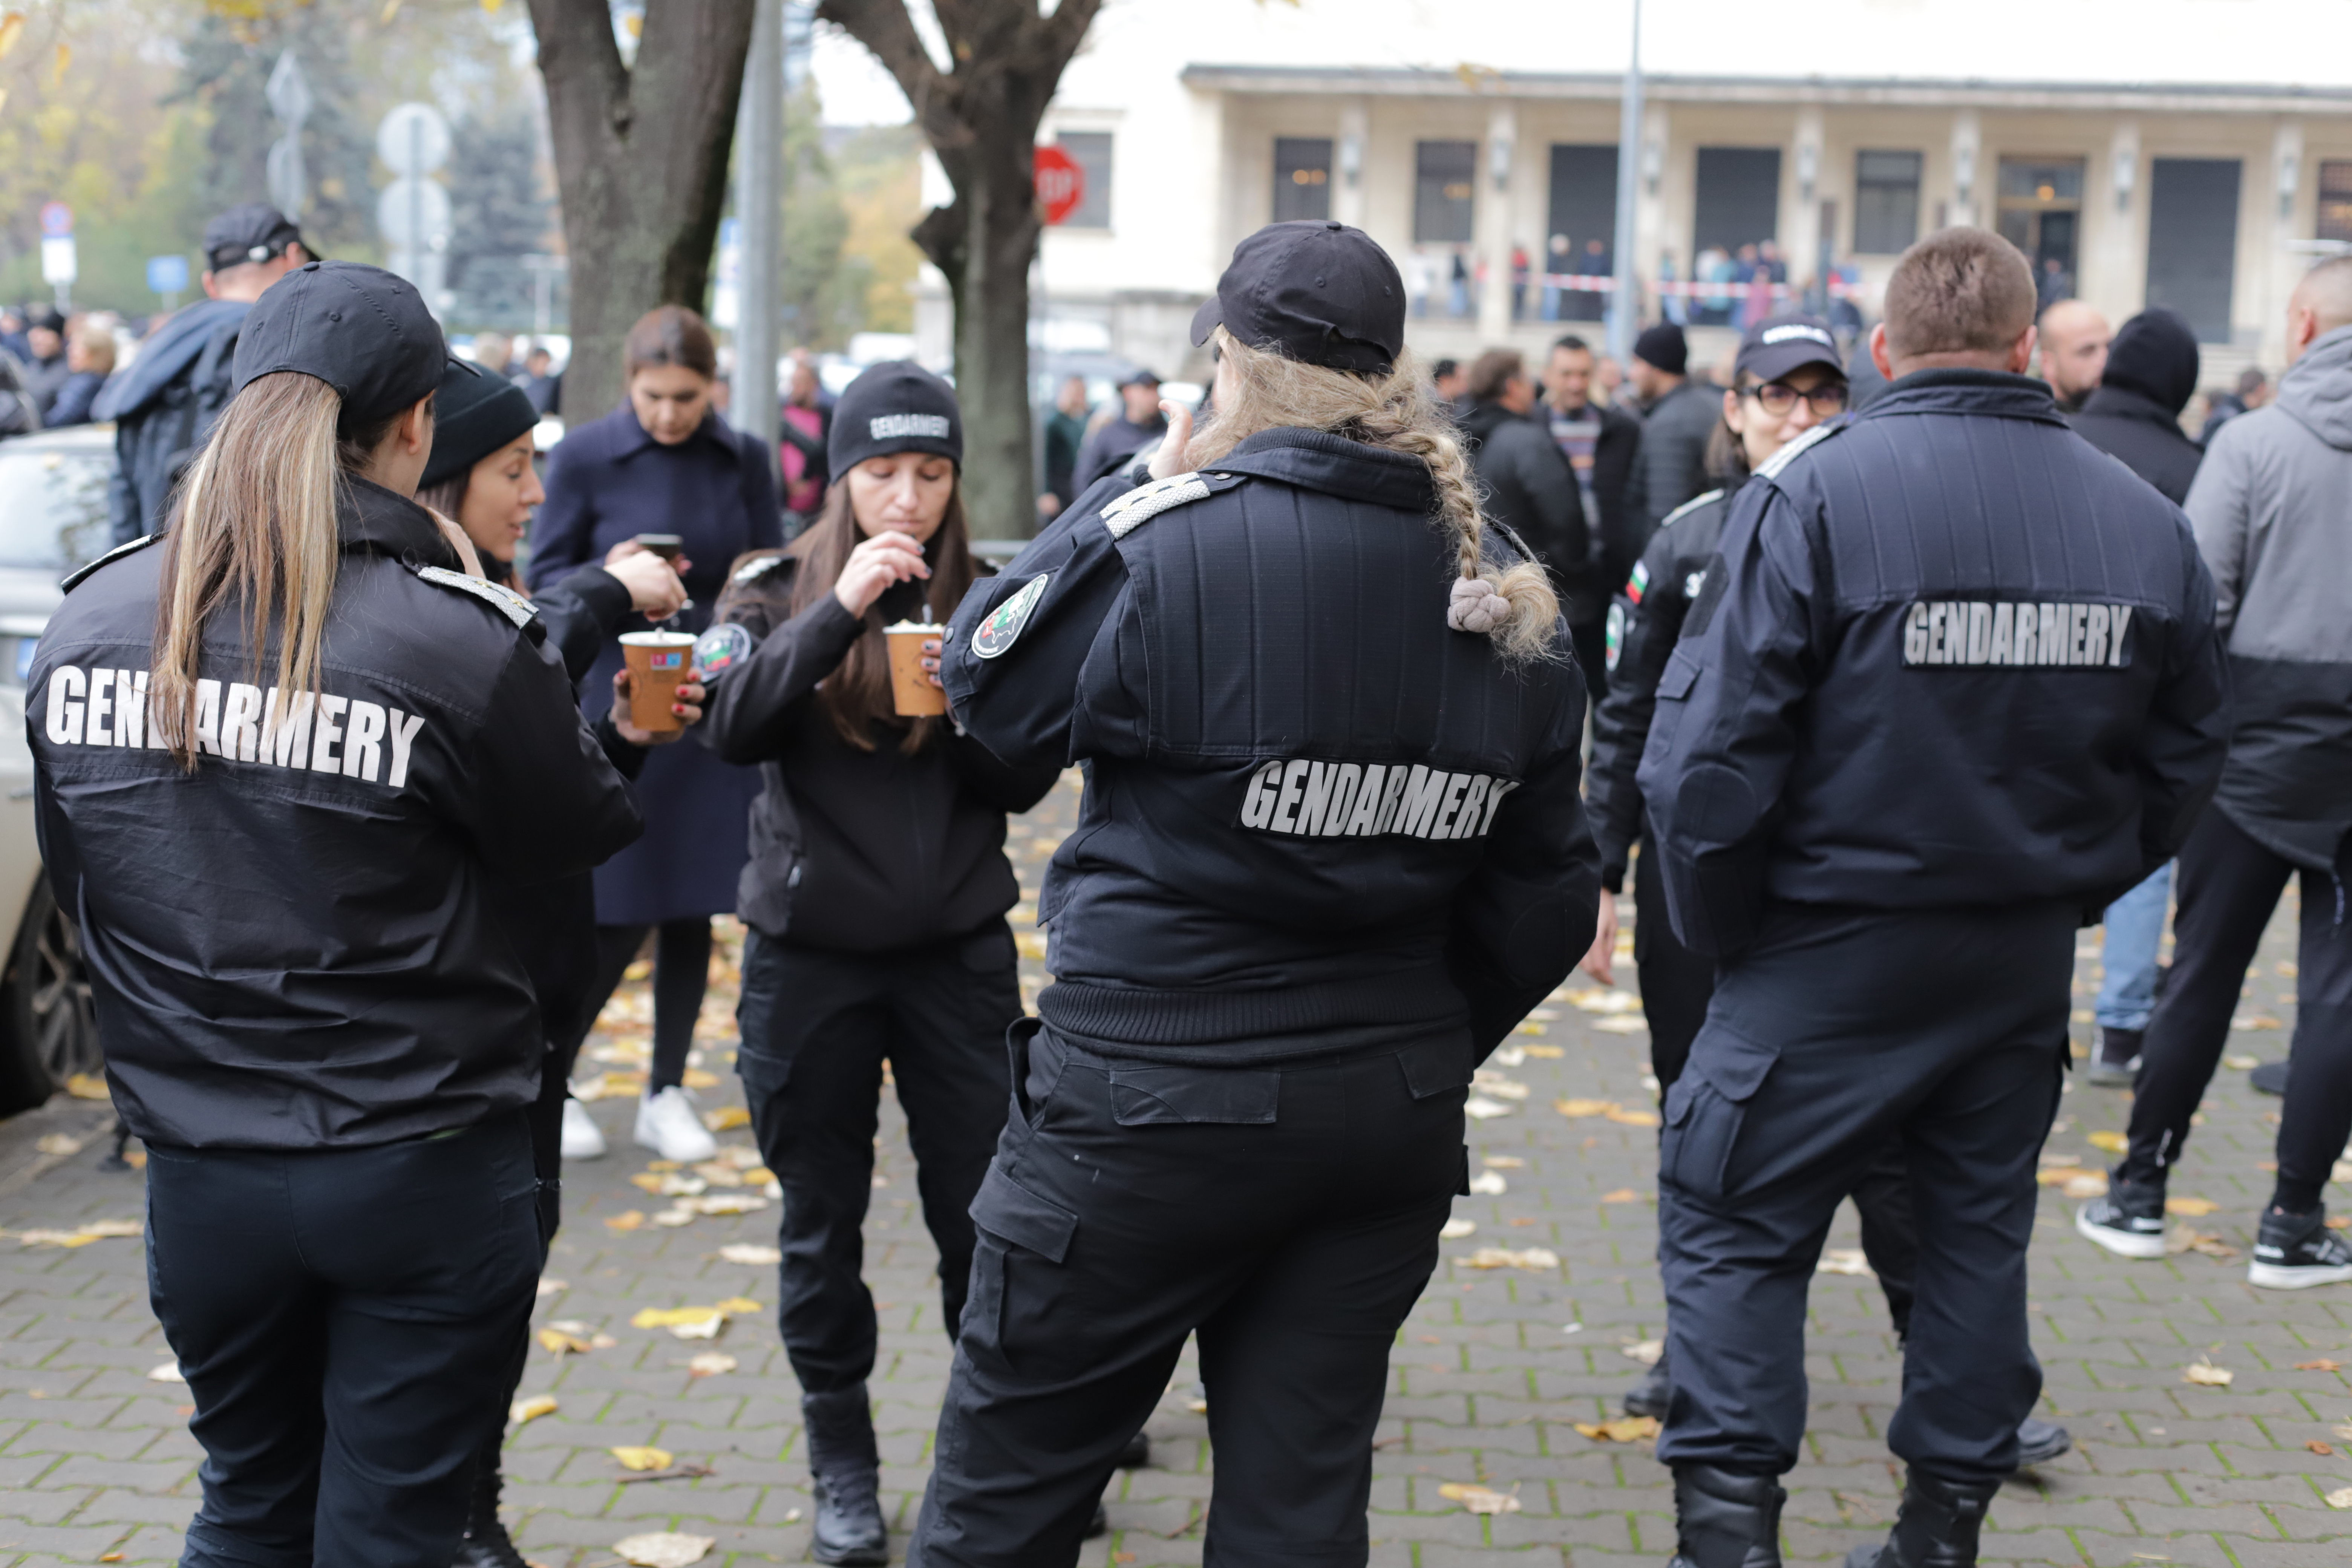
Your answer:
[635,1086,718,1163]
[560,1095,607,1160]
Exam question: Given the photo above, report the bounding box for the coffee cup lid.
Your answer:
[884,620,946,633]
[620,630,698,646]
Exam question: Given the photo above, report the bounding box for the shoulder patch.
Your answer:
[971,574,1049,659]
[694,622,753,680]
[415,565,539,629]
[731,554,788,586]
[1658,488,1725,532]
[1100,473,1216,540]
[1752,419,1842,481]
[61,533,161,593]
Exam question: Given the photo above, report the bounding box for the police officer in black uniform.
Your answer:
[29,262,644,1568]
[1637,228,2229,1568]
[908,220,1599,1566]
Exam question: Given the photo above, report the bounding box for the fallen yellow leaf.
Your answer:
[2168,1225,2237,1259]
[610,1445,674,1472]
[1014,931,1048,960]
[537,1329,592,1356]
[714,1297,761,1315]
[1817,1249,1874,1277]
[2035,1165,2097,1186]
[628,1172,666,1194]
[1575,1415,1661,1442]
[632,1306,724,1329]
[605,1210,646,1232]
[2182,1360,2234,1387]
[717,1243,782,1265]
[1600,1188,1643,1203]
[2310,1440,2336,1455]
[1439,1218,1477,1239]
[1483,1156,1526,1168]
[1556,1098,1620,1118]
[2327,1485,2352,1510]
[510,1394,558,1424]
[1605,1107,1660,1127]
[2165,1196,2219,1216]
[741,1166,775,1184]
[1523,1044,1564,1058]
[687,1352,737,1377]
[2086,1131,2127,1153]
[2294,1359,2343,1372]
[1435,1481,1521,1514]
[614,1532,714,1568]
[702,1106,752,1131]
[1461,1246,1559,1270]
[2222,1054,2260,1070]
[63,1072,110,1101]
[0,15,26,63]
[681,1069,721,1090]
[1623,1338,1664,1365]
[1568,988,1642,1014]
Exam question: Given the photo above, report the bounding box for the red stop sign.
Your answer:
[1034,145,1085,227]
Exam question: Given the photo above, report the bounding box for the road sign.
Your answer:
[376,177,452,251]
[376,102,450,177]
[38,202,71,239]
[40,237,76,285]
[1034,145,1084,227]
[147,255,189,295]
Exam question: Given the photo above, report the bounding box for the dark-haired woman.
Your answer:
[529,305,783,1163]
[28,262,643,1566]
[700,362,1059,1565]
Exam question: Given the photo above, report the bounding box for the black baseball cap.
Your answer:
[828,360,962,478]
[1735,315,1845,384]
[419,358,542,490]
[1190,220,1404,376]
[203,202,307,273]
[231,261,455,429]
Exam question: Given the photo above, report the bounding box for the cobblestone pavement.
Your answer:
[0,771,2345,1565]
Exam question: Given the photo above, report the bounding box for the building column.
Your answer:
[2259,117,2308,365]
[2092,117,2141,317]
[1949,109,1982,229]
[1792,104,1827,286]
[1637,103,1672,316]
[1334,97,1370,230]
[1478,99,1520,342]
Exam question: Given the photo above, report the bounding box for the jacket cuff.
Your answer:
[594,712,650,781]
[1600,862,1626,895]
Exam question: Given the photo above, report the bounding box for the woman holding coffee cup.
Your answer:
[527,305,782,1163]
[699,361,1060,1566]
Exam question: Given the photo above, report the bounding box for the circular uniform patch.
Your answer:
[694,622,753,681]
[971,574,1050,660]
[1604,601,1627,673]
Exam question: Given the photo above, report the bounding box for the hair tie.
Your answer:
[1447,576,1509,634]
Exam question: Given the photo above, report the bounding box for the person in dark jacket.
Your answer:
[696,362,1058,1566]
[41,319,112,428]
[1069,369,1167,494]
[2081,258,2352,1289]
[1538,334,1646,694]
[2065,306,2205,1086]
[1039,372,1088,518]
[93,203,314,543]
[1457,348,1590,683]
[1585,314,2073,1469]
[527,304,784,1163]
[1637,230,2228,1568]
[411,358,703,1568]
[910,220,1597,1568]
[2197,365,2267,446]
[1629,322,1718,527]
[779,351,834,523]
[19,306,70,419]
[29,262,644,1568]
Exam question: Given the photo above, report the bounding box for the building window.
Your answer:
[1056,132,1112,230]
[2147,158,2241,344]
[1273,138,1333,224]
[1853,150,1922,255]
[2319,161,2352,243]
[1693,147,1782,255]
[1995,157,2086,292]
[1414,140,1477,244]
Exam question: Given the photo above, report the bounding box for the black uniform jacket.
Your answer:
[1638,370,2231,957]
[1585,482,1734,891]
[1457,400,1589,615]
[29,480,644,1149]
[939,427,1600,1063]
[700,553,1060,954]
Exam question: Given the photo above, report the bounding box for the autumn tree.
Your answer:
[817,0,1104,539]
[523,0,757,420]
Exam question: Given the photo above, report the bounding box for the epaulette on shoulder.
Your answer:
[61,532,161,593]
[1098,470,1243,541]
[1752,420,1841,482]
[1658,488,1725,532]
[413,564,539,629]
[730,553,789,586]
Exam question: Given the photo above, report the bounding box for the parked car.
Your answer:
[0,426,112,1110]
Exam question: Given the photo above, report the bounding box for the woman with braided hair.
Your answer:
[908,220,1599,1567]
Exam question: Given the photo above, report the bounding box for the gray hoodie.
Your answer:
[2183,323,2352,871]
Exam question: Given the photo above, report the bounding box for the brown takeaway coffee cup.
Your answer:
[885,622,948,717]
[620,631,698,733]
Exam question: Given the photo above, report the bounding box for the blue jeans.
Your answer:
[2095,863,2173,1031]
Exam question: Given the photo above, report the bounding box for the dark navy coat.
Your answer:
[528,402,782,925]
[940,428,1599,1063]
[1638,369,2231,957]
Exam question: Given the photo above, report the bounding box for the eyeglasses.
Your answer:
[1743,380,1849,416]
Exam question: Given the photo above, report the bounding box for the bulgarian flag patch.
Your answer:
[1626,560,1649,605]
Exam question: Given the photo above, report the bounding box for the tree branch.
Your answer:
[814,0,958,149]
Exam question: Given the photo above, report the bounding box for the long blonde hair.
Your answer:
[1186,328,1560,663]
[150,372,396,768]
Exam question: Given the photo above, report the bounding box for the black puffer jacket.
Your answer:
[699,551,1060,952]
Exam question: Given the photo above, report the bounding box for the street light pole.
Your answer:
[730,0,783,451]
[1608,0,1644,365]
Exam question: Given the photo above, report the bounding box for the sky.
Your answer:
[810,0,2352,126]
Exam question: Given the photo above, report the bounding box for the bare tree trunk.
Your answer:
[525,0,758,422]
[818,0,1103,539]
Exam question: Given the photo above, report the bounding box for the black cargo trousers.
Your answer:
[908,1023,1468,1568]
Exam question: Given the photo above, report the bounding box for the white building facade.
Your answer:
[911,0,2352,390]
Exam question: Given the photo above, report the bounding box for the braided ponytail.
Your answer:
[1186,329,1561,663]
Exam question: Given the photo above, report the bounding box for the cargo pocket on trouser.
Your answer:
[963,1162,1078,1373]
[1658,1031,1780,1206]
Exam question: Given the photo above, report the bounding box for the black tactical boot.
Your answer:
[802,1384,888,1566]
[1843,1469,2001,1568]
[1625,1343,1674,1419]
[450,1453,530,1568]
[1668,1464,1785,1568]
